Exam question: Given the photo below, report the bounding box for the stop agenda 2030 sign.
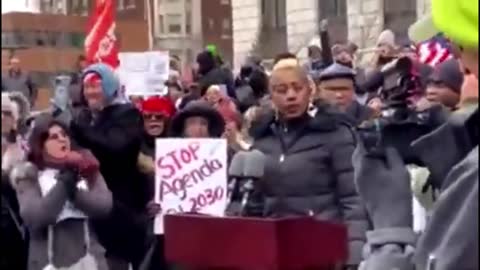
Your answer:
[154,138,228,234]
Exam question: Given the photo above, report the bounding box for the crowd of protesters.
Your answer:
[2,1,478,269]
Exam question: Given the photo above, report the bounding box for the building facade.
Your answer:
[153,0,233,66]
[232,0,431,70]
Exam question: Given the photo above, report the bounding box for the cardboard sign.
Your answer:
[154,139,228,234]
[118,51,170,97]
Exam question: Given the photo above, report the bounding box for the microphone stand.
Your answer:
[240,179,255,216]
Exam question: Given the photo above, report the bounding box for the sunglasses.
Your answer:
[143,113,166,121]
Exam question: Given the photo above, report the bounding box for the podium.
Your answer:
[164,214,348,270]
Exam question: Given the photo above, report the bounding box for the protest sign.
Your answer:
[154,139,228,234]
[118,51,170,97]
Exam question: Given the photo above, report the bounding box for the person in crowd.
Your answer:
[425,58,464,111]
[69,63,152,270]
[2,92,29,173]
[2,57,38,107]
[204,84,239,123]
[10,114,112,270]
[370,29,398,71]
[318,63,374,126]
[304,19,333,74]
[70,55,89,110]
[137,96,175,176]
[459,72,478,110]
[247,60,368,269]
[332,43,369,105]
[136,96,175,270]
[1,93,29,270]
[196,50,236,98]
[355,0,478,268]
[166,80,186,109]
[170,100,225,139]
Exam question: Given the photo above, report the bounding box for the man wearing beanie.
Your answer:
[425,59,464,110]
[318,63,374,126]
[354,0,478,269]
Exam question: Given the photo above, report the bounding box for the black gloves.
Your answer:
[57,168,80,199]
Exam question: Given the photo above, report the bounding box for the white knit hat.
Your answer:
[377,29,396,47]
[2,93,19,120]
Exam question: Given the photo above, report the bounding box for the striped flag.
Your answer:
[84,0,119,69]
[417,34,453,67]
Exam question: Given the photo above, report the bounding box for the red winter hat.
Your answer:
[140,96,176,118]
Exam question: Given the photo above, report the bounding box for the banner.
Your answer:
[117,51,170,97]
[85,0,119,69]
[154,139,228,234]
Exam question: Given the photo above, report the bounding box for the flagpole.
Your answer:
[146,0,154,50]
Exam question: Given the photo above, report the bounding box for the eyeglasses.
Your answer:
[143,113,166,121]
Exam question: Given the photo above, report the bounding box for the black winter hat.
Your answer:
[428,59,464,93]
[170,100,225,138]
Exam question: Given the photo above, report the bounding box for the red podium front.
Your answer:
[164,214,348,270]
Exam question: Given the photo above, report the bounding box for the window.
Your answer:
[70,33,86,48]
[81,0,89,15]
[222,18,231,31]
[158,15,165,34]
[166,14,183,33]
[220,0,230,5]
[117,0,125,10]
[318,0,347,43]
[126,0,136,9]
[208,18,215,30]
[185,11,192,34]
[384,0,417,41]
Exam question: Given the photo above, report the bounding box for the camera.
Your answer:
[358,57,448,165]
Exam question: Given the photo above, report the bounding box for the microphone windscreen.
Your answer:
[243,149,266,179]
[228,151,247,178]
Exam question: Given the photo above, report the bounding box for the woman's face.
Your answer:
[184,116,209,138]
[205,88,222,105]
[43,125,71,160]
[143,113,166,137]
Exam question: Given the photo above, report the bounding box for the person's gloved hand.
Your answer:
[65,150,100,181]
[56,168,80,199]
[352,140,412,229]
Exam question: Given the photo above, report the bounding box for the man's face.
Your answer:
[83,82,106,111]
[9,59,20,72]
[334,51,353,65]
[320,78,355,111]
[426,83,460,109]
[168,86,183,102]
[270,68,311,119]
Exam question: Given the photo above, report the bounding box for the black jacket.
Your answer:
[249,104,368,265]
[71,104,147,211]
[198,67,236,98]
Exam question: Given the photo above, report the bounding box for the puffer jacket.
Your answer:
[249,104,368,266]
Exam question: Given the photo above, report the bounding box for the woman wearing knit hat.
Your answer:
[136,96,176,270]
[354,0,478,269]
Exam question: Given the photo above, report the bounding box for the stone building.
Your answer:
[232,0,432,70]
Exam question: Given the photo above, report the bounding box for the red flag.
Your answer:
[85,0,119,69]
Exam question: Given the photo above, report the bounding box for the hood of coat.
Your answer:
[170,100,225,138]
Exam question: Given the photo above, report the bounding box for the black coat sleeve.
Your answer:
[320,29,333,67]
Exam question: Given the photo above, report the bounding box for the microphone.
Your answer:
[240,149,266,216]
[227,151,248,203]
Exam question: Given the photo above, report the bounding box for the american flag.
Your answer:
[417,34,453,67]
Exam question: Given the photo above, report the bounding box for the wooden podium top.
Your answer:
[164,214,348,270]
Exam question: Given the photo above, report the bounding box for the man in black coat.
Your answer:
[70,63,151,270]
[196,50,236,99]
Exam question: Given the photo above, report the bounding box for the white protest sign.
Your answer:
[154,138,228,235]
[118,51,170,97]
